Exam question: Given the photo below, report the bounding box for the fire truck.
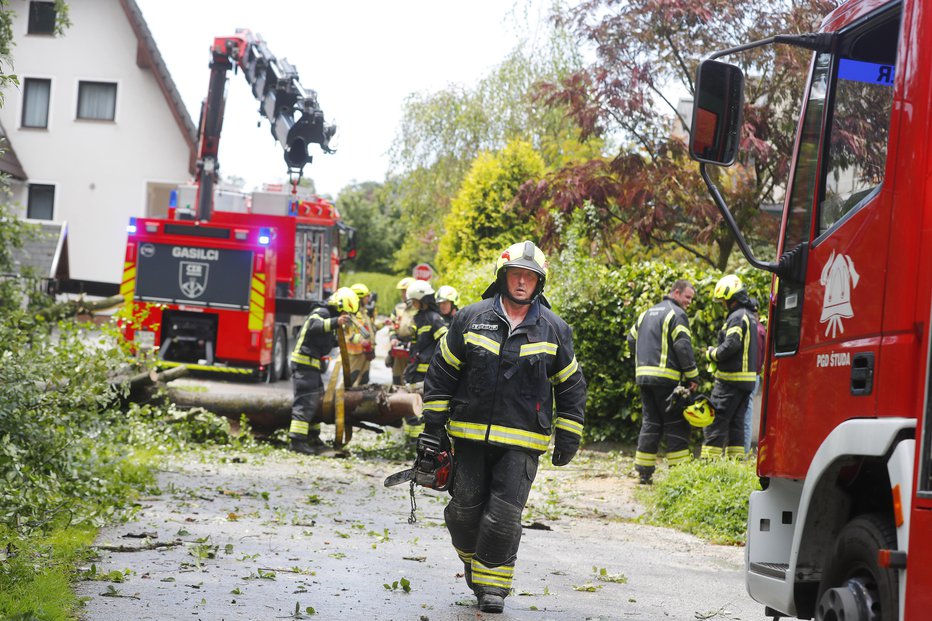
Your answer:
[121,30,354,382]
[689,1,930,619]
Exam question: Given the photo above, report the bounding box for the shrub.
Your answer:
[547,229,771,442]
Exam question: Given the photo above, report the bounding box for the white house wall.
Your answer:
[0,0,192,284]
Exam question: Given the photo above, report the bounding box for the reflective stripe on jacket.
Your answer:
[405,308,448,382]
[423,295,586,456]
[708,306,758,390]
[290,306,337,367]
[627,296,698,386]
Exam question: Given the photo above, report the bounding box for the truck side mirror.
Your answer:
[689,60,745,166]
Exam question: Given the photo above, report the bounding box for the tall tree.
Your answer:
[389,22,600,272]
[437,139,545,272]
[519,0,840,269]
[335,180,404,273]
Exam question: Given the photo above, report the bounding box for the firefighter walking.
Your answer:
[421,241,586,614]
[288,287,356,454]
[627,279,699,484]
[702,274,759,458]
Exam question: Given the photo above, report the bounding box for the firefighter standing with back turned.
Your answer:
[420,240,587,614]
[288,287,357,454]
[627,279,699,485]
[702,274,759,458]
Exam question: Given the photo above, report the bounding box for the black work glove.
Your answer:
[551,447,575,467]
[417,423,448,457]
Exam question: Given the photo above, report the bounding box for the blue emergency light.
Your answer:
[127,217,138,235]
[258,227,272,245]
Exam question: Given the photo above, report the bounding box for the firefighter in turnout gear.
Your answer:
[288,287,357,454]
[702,274,759,459]
[421,241,587,614]
[627,279,699,484]
[436,285,460,325]
[388,276,418,385]
[346,283,376,387]
[401,279,448,438]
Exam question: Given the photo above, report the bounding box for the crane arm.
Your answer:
[195,29,336,221]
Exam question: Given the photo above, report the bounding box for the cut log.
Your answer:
[163,384,422,432]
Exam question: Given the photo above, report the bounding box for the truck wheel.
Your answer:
[815,513,898,621]
[267,327,288,383]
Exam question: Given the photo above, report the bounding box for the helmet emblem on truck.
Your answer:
[179,261,210,299]
[819,250,860,339]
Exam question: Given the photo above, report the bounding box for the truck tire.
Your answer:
[267,326,288,384]
[815,513,898,621]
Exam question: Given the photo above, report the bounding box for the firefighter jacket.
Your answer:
[389,303,417,342]
[345,310,375,356]
[627,296,699,386]
[422,295,587,456]
[708,304,758,391]
[290,306,338,370]
[407,308,448,379]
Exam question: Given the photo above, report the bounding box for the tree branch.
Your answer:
[647,232,717,269]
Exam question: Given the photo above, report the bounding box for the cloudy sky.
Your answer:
[135,1,553,198]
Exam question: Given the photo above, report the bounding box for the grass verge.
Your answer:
[639,457,761,545]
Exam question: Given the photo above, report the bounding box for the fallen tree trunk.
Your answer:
[163,383,421,431]
[38,293,124,322]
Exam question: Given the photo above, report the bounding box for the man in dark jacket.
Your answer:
[627,279,699,484]
[421,240,586,614]
[400,279,448,439]
[288,287,356,454]
[703,274,759,458]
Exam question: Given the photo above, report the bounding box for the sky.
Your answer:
[134,0,554,199]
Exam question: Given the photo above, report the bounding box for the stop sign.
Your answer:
[412,263,434,281]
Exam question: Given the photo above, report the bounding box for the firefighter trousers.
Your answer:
[289,364,323,440]
[702,381,751,458]
[635,385,691,474]
[444,439,539,598]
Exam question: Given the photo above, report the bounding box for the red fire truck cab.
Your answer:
[689,1,931,619]
[122,193,352,381]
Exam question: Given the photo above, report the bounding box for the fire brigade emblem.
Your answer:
[819,250,859,338]
[179,261,209,299]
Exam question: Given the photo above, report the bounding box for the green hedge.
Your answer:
[549,252,770,442]
[341,271,406,317]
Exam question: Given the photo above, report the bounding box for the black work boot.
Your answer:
[477,592,505,614]
[635,464,654,485]
[290,435,328,455]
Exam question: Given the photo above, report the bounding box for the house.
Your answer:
[0,0,196,285]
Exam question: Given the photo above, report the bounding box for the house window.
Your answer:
[77,81,117,121]
[27,184,55,220]
[22,78,51,128]
[27,1,56,35]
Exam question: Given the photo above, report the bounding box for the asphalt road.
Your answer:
[76,327,768,620]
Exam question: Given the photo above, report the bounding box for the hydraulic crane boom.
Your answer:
[195,28,335,221]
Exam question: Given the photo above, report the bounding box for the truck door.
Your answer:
[762,8,900,479]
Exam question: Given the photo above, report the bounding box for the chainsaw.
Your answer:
[384,434,453,523]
